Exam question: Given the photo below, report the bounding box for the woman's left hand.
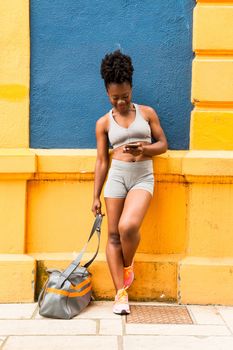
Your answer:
[123,142,144,156]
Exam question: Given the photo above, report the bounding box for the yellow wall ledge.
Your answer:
[179,257,233,305]
[182,150,233,176]
[30,252,181,302]
[33,149,97,173]
[31,149,233,180]
[0,149,36,176]
[1,149,233,179]
[0,254,35,302]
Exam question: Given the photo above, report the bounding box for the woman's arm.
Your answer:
[141,106,168,156]
[92,116,109,216]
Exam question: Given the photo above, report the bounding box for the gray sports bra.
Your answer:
[108,104,152,149]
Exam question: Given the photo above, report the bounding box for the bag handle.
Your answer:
[56,214,103,288]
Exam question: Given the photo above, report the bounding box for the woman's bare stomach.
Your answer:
[111,142,152,162]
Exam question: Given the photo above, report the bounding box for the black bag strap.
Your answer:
[56,214,103,288]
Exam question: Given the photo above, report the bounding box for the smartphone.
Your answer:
[125,143,139,148]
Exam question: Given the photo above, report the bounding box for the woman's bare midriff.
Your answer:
[111,142,152,162]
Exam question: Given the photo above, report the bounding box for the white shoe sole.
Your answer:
[113,304,130,315]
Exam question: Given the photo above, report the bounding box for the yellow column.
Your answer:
[190,0,233,149]
[179,0,233,305]
[0,1,35,302]
[0,0,29,147]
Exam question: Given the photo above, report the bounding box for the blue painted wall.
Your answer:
[30,0,195,149]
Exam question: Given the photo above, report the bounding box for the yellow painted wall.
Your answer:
[179,257,233,305]
[191,0,233,150]
[1,149,232,260]
[0,254,35,302]
[0,149,233,304]
[0,1,29,147]
[0,149,35,253]
[193,3,233,54]
[0,181,27,253]
[0,149,228,262]
[0,2,32,301]
[187,183,233,257]
[190,110,233,150]
[26,152,189,255]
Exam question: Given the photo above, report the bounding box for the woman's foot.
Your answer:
[124,262,134,289]
[113,288,130,315]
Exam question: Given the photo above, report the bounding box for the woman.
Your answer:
[92,50,168,315]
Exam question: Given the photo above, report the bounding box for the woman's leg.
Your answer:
[118,189,152,267]
[105,197,125,291]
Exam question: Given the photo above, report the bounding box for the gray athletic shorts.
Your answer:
[104,159,154,198]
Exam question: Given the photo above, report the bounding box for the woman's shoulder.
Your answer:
[136,104,159,121]
[96,112,110,132]
[137,104,157,114]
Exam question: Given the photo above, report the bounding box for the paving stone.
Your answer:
[35,301,119,320]
[2,336,118,350]
[131,301,180,306]
[0,304,37,319]
[0,320,96,335]
[216,307,233,333]
[99,319,123,335]
[123,335,233,350]
[187,305,225,325]
[125,324,231,336]
[0,337,6,346]
[74,301,119,319]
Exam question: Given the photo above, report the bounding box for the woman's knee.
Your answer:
[118,220,140,241]
[108,231,121,245]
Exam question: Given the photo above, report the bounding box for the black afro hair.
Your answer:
[100,50,134,88]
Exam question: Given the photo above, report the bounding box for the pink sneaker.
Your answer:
[113,288,130,315]
[124,262,134,289]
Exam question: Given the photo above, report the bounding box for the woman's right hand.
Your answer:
[92,198,102,216]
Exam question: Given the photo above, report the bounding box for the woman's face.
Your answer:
[107,82,132,114]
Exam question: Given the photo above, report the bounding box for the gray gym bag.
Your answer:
[38,214,103,319]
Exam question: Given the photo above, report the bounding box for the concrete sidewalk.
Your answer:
[0,301,233,349]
